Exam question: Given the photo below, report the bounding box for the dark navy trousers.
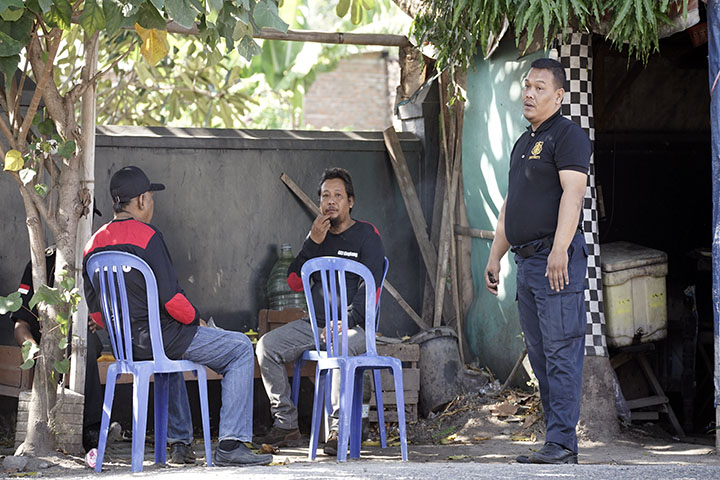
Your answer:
[515,233,587,453]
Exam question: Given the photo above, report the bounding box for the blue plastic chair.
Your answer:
[86,251,213,472]
[291,257,390,447]
[300,256,407,462]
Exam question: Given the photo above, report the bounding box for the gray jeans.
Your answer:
[255,319,366,430]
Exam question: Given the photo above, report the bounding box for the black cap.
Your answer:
[109,166,165,204]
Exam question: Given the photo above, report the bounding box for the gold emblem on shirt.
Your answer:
[529,141,543,159]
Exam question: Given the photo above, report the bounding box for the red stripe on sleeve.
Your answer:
[90,311,104,329]
[287,272,304,292]
[165,293,196,324]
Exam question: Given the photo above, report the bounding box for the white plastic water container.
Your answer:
[601,241,668,348]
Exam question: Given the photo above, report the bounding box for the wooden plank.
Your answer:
[377,343,420,362]
[369,403,418,423]
[637,355,684,436]
[369,389,418,406]
[370,368,419,392]
[453,224,494,239]
[382,127,438,287]
[626,395,669,410]
[279,172,427,330]
[0,385,21,397]
[98,358,315,384]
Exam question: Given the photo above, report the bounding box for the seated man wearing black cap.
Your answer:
[83,166,272,467]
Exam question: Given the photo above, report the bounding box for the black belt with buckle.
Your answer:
[511,228,583,259]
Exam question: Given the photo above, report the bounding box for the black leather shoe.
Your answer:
[529,442,578,464]
[213,443,273,467]
[515,454,531,463]
[168,442,196,465]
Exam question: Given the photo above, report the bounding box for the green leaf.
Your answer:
[0,0,23,10]
[0,54,19,88]
[29,284,61,309]
[350,0,362,25]
[37,117,54,136]
[44,0,72,30]
[19,168,36,185]
[60,276,74,291]
[34,183,48,197]
[58,337,68,350]
[54,358,70,374]
[0,6,24,22]
[165,0,200,29]
[37,0,52,13]
[252,0,288,32]
[57,139,75,159]
[361,0,374,9]
[0,13,31,56]
[237,36,262,61]
[149,0,164,10]
[336,0,350,17]
[102,0,124,36]
[137,2,166,30]
[79,0,105,36]
[208,0,222,12]
[0,291,22,314]
[20,340,39,370]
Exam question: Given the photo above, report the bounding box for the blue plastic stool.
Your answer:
[86,252,213,472]
[300,256,407,462]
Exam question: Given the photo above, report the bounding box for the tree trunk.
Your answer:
[578,355,620,442]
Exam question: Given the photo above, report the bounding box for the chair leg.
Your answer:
[337,367,355,463]
[373,369,387,448]
[291,358,304,406]
[196,368,213,467]
[308,369,328,461]
[153,373,169,465]
[131,374,151,472]
[95,371,118,473]
[391,362,408,461]
[349,369,364,459]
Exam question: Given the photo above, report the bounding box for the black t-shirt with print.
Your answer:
[286,220,385,329]
[505,109,592,246]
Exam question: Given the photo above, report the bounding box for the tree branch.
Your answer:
[69,41,137,106]
[0,113,15,148]
[19,29,63,147]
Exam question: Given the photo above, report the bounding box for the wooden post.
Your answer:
[70,32,98,397]
[279,173,428,330]
[382,127,438,288]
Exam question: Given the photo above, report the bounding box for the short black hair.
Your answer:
[317,168,354,200]
[530,58,566,90]
[112,199,132,214]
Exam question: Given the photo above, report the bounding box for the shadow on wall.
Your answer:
[461,37,545,380]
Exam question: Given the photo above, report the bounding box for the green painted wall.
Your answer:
[461,38,545,380]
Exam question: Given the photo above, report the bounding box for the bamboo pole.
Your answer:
[164,22,411,47]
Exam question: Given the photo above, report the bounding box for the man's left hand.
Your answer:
[545,248,569,292]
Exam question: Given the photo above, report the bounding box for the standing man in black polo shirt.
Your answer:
[484,58,591,464]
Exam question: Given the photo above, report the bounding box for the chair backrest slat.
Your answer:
[87,251,171,365]
[301,257,379,357]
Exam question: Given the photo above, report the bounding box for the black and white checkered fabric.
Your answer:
[553,32,608,357]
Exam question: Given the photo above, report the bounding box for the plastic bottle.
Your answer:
[266,244,307,311]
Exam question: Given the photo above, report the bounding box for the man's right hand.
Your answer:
[485,259,501,296]
[309,213,332,244]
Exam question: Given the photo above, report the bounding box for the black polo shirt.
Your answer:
[505,108,591,246]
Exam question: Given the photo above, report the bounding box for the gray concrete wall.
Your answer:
[1,127,430,343]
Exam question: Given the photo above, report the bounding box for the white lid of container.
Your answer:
[601,241,668,273]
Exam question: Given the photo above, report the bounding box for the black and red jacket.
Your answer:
[287,219,385,329]
[82,218,199,360]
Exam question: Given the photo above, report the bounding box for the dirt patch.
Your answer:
[405,382,545,447]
